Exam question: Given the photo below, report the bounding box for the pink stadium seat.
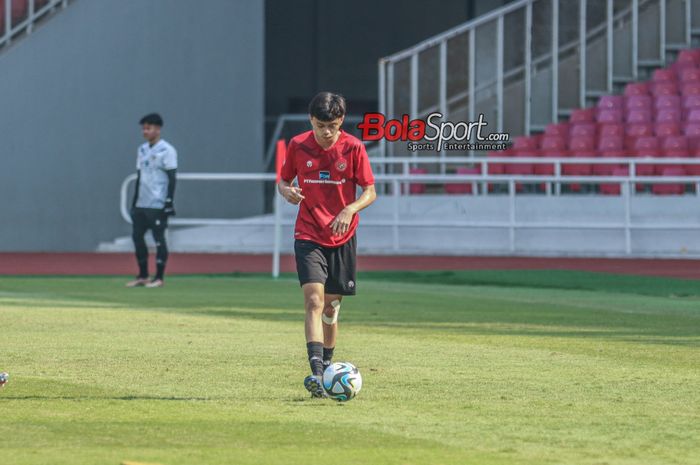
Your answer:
[570,122,597,137]
[535,150,561,176]
[651,81,679,96]
[594,150,625,176]
[681,68,700,83]
[599,123,624,138]
[505,150,535,176]
[487,150,506,175]
[683,123,700,149]
[652,167,686,195]
[570,108,596,124]
[540,135,567,152]
[684,148,700,175]
[408,167,427,195]
[634,136,660,152]
[445,167,479,194]
[600,166,630,195]
[656,108,682,123]
[682,82,700,95]
[663,135,689,152]
[654,94,681,110]
[677,49,700,66]
[682,94,700,110]
[625,94,652,111]
[672,60,696,77]
[544,122,569,136]
[513,135,539,150]
[597,95,624,110]
[625,123,654,149]
[626,108,653,123]
[597,109,623,123]
[687,109,700,122]
[624,82,650,96]
[652,68,677,82]
[598,136,624,152]
[655,122,682,138]
[569,135,596,152]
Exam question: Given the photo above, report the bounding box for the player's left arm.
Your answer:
[163,146,178,216]
[330,184,376,236]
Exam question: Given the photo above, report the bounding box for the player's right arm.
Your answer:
[277,140,305,205]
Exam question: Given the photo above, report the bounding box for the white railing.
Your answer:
[119,156,700,277]
[1,0,68,47]
[378,0,693,158]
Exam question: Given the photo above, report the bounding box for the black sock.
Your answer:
[306,342,324,376]
[155,262,166,281]
[137,259,148,279]
[323,347,334,366]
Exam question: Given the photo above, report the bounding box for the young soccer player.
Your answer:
[125,113,178,288]
[277,92,377,397]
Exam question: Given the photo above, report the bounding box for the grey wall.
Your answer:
[0,0,264,251]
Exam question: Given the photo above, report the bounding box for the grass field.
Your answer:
[0,270,698,465]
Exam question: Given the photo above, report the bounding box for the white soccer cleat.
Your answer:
[125,277,149,288]
[145,279,165,288]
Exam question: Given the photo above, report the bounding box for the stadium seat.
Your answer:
[652,167,686,195]
[654,94,681,110]
[544,122,569,136]
[569,135,596,152]
[570,108,596,124]
[634,136,660,152]
[651,82,679,96]
[570,122,597,137]
[655,122,681,138]
[540,135,567,151]
[597,95,624,110]
[682,82,700,95]
[0,1,4,36]
[12,0,28,24]
[652,68,677,83]
[684,148,700,175]
[594,150,625,176]
[599,123,625,138]
[625,122,654,149]
[512,135,539,150]
[680,67,700,83]
[625,94,652,111]
[506,150,535,176]
[656,108,682,123]
[624,82,650,96]
[687,109,700,122]
[682,94,700,111]
[408,167,427,195]
[445,167,479,194]
[598,136,624,152]
[626,108,653,123]
[600,166,630,195]
[597,109,623,123]
[683,122,700,149]
[677,49,700,65]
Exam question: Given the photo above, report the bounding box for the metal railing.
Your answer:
[377,0,695,159]
[1,0,68,48]
[119,156,700,276]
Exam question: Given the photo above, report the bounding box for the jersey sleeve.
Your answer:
[136,148,141,170]
[353,143,375,187]
[279,140,297,182]
[163,146,178,170]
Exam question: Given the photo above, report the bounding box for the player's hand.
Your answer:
[281,186,305,205]
[163,199,176,216]
[330,207,355,236]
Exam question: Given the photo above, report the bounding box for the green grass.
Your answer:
[0,271,698,465]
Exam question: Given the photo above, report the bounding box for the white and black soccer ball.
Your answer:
[322,362,362,402]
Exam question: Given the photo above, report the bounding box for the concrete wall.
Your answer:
[0,0,264,251]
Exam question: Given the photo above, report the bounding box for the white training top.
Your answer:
[135,139,178,209]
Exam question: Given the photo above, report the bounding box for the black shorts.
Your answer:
[131,207,168,234]
[294,235,357,296]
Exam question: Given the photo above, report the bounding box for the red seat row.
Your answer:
[0,0,51,35]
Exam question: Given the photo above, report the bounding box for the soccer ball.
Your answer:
[0,372,8,388]
[322,362,362,402]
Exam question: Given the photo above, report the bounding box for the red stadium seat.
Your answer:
[569,135,596,152]
[597,95,624,110]
[544,122,569,137]
[506,150,535,175]
[597,109,623,123]
[626,108,653,123]
[682,82,700,95]
[599,123,625,138]
[408,167,427,195]
[655,108,682,123]
[683,122,700,149]
[634,137,660,152]
[594,150,625,176]
[598,136,624,152]
[681,67,700,83]
[652,167,686,195]
[570,122,597,137]
[652,68,677,83]
[655,122,682,138]
[512,135,539,150]
[654,94,681,110]
[684,148,700,175]
[0,1,4,36]
[625,94,652,111]
[682,94,700,111]
[687,109,700,122]
[677,49,700,66]
[445,167,479,194]
[12,0,28,24]
[651,82,679,96]
[625,123,654,149]
[600,166,630,195]
[570,107,596,124]
[624,82,650,96]
[540,135,567,152]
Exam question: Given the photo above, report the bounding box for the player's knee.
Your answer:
[305,294,324,313]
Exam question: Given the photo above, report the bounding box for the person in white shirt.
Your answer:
[126,113,177,288]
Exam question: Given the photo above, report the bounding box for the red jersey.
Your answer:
[280,130,375,247]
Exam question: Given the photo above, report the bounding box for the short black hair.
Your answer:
[308,92,346,121]
[139,113,163,126]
